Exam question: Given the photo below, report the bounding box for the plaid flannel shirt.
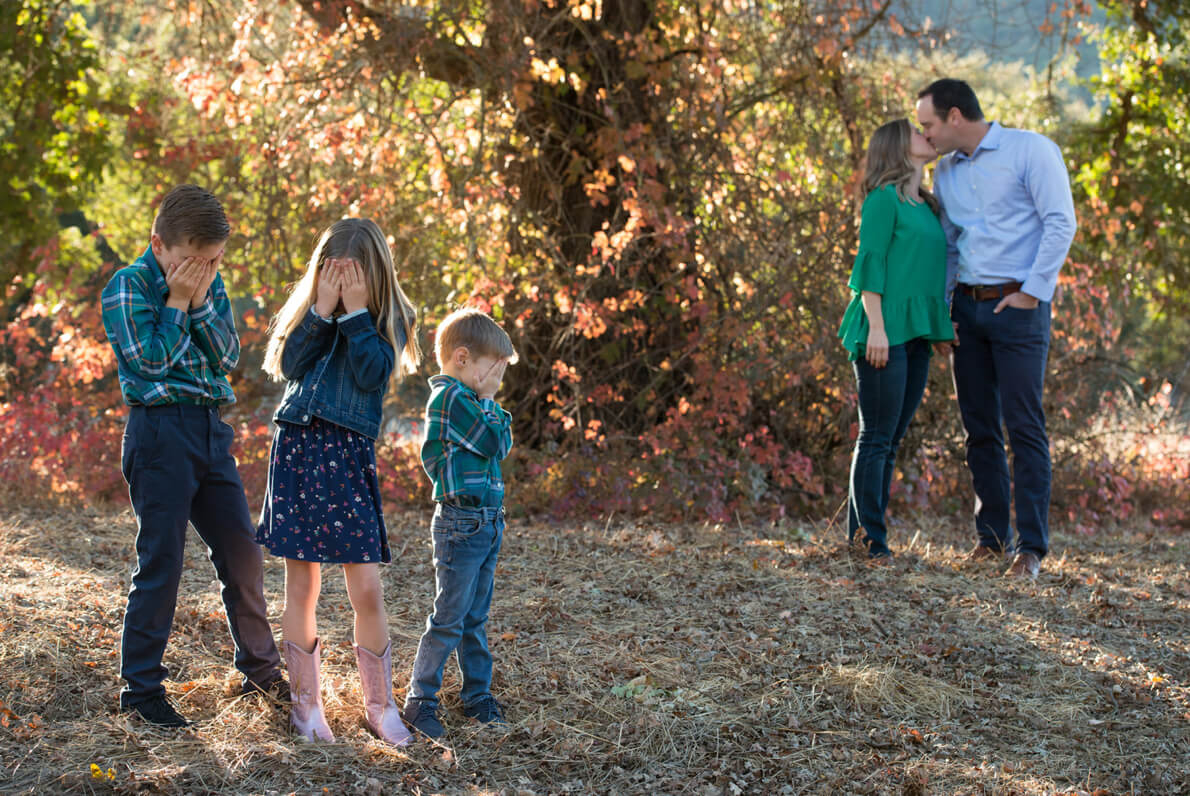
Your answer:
[421,374,513,508]
[100,246,239,406]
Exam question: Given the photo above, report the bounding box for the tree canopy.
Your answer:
[1,0,1186,526]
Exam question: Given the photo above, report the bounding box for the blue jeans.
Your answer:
[407,502,504,708]
[848,339,931,556]
[119,405,281,707]
[952,293,1052,558]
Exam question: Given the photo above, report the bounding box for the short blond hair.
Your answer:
[435,307,518,369]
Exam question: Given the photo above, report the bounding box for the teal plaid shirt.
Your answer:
[100,247,239,406]
[421,374,513,507]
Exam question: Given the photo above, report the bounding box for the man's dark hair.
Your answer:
[153,184,230,247]
[918,78,984,122]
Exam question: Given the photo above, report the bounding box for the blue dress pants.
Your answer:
[951,293,1052,558]
[119,404,281,707]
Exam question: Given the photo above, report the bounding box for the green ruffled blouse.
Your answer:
[838,184,954,361]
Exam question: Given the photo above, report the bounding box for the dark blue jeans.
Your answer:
[951,293,1052,558]
[407,503,504,708]
[848,339,931,556]
[119,405,281,707]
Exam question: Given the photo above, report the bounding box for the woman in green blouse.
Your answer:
[838,118,955,561]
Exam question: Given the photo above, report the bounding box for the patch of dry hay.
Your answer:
[815,661,972,720]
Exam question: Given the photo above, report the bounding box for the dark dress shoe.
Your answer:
[967,544,1004,562]
[122,695,192,728]
[242,675,290,706]
[1006,551,1041,579]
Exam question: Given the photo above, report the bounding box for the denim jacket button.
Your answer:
[302,414,310,421]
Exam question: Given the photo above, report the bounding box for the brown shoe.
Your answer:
[1006,552,1040,580]
[967,544,1004,562]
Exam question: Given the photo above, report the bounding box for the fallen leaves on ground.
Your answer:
[0,506,1186,794]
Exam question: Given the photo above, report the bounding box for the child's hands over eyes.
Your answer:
[315,258,342,318]
[165,257,208,311]
[338,259,369,314]
[476,359,507,400]
[189,258,218,309]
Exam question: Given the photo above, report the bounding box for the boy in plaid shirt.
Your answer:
[401,307,517,739]
[100,185,285,727]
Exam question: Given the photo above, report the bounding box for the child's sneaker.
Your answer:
[122,695,192,728]
[401,699,445,739]
[462,695,506,725]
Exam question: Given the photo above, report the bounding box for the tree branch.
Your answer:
[294,0,486,87]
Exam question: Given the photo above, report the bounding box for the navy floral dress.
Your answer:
[256,416,390,563]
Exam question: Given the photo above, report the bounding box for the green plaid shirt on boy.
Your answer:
[100,247,239,406]
[421,374,513,508]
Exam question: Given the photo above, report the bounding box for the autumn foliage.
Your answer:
[2,0,1187,527]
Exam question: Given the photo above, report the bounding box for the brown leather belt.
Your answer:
[958,281,1022,301]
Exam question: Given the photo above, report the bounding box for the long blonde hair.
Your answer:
[263,218,421,381]
[860,118,940,215]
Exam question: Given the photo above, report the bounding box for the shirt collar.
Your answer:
[140,246,170,296]
[430,373,476,397]
[955,121,1002,161]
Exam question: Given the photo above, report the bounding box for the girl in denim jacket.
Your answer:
[257,218,420,745]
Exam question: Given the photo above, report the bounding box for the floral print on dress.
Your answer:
[256,416,391,563]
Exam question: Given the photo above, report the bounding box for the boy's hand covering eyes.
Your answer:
[476,359,507,400]
[189,259,218,308]
[165,257,208,310]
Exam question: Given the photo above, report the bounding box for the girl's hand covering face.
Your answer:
[339,259,369,314]
[315,258,342,318]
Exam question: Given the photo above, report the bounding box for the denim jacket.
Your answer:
[273,307,400,439]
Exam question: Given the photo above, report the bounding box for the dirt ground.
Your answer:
[0,504,1186,795]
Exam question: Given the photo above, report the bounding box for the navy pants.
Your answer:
[951,293,1052,559]
[119,405,281,707]
[848,339,931,556]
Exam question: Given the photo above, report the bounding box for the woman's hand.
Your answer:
[933,321,959,357]
[865,327,889,368]
[339,259,370,314]
[314,259,341,318]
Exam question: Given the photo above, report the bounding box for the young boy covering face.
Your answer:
[100,184,287,727]
[401,307,518,739]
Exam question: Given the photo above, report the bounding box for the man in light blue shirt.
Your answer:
[916,78,1077,580]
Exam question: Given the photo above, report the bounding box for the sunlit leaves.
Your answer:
[3,0,1186,522]
[1,0,116,285]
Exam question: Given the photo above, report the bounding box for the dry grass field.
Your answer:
[0,504,1186,795]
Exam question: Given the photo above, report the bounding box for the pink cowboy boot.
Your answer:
[282,638,335,742]
[354,641,412,746]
